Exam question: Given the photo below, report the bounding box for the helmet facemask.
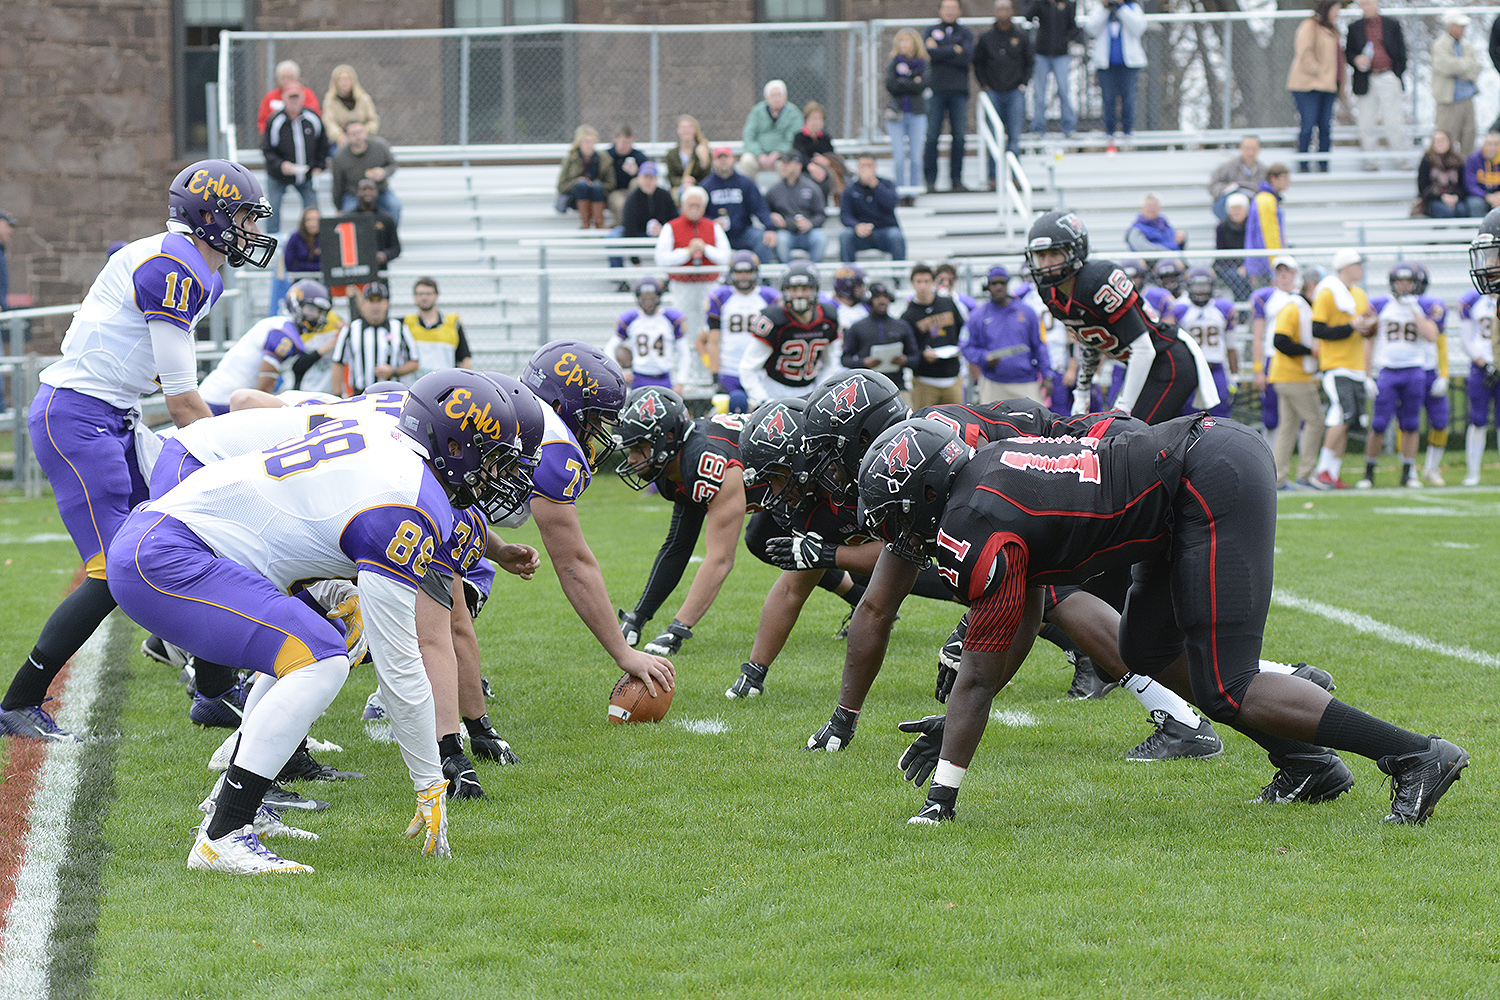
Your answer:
[218,201,277,268]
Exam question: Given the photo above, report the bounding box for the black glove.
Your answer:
[1485,363,1500,390]
[805,705,859,751]
[896,715,946,786]
[766,531,838,571]
[935,662,958,704]
[619,609,649,647]
[725,661,769,699]
[644,619,692,656]
[464,714,520,766]
[463,579,487,620]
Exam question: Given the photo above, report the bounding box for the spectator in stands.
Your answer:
[665,115,712,200]
[330,281,417,397]
[839,154,906,263]
[740,80,804,176]
[1420,130,1483,218]
[1087,0,1146,154]
[403,277,472,379]
[257,60,321,137]
[1245,162,1291,285]
[923,0,976,193]
[843,283,918,394]
[1288,0,1342,173]
[703,146,776,264]
[1125,193,1187,255]
[268,205,322,318]
[607,126,650,223]
[331,120,401,221]
[1346,0,1407,171]
[655,186,730,358]
[1464,131,1500,212]
[885,28,928,199]
[610,161,678,269]
[322,64,380,149]
[1214,192,1251,301]
[262,85,328,234]
[1208,135,1268,220]
[792,102,846,204]
[961,265,1049,404]
[902,262,964,406]
[556,125,615,230]
[765,156,828,263]
[352,178,401,270]
[1024,0,1077,138]
[1433,12,1481,159]
[973,0,1033,189]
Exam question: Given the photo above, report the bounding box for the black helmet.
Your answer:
[1025,210,1090,287]
[781,261,820,313]
[1120,259,1148,293]
[1411,261,1430,296]
[1185,266,1215,307]
[611,386,691,490]
[1472,208,1500,294]
[740,397,815,524]
[858,418,973,566]
[1152,259,1183,296]
[1389,261,1420,297]
[801,371,909,505]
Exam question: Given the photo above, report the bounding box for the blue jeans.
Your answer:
[266,173,317,234]
[886,113,926,188]
[839,226,907,262]
[1425,196,1489,218]
[776,228,828,263]
[730,226,775,264]
[1291,90,1335,172]
[1031,55,1076,135]
[339,187,404,223]
[983,89,1026,181]
[924,90,969,187]
[1096,65,1139,138]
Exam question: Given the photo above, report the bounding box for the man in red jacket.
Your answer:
[654,186,731,376]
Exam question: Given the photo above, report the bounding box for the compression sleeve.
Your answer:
[149,319,201,396]
[963,541,1029,652]
[1110,331,1157,415]
[632,502,708,621]
[357,570,442,791]
[1071,344,1101,415]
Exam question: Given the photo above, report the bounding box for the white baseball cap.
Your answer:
[1330,248,1365,271]
[1271,254,1299,273]
[1443,11,1471,28]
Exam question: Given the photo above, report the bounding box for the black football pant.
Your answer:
[1131,337,1201,425]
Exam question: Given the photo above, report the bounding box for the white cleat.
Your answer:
[188,824,313,874]
[251,805,319,841]
[304,735,344,754]
[1404,476,1423,489]
[1463,474,1481,487]
[208,731,240,772]
[1423,470,1446,487]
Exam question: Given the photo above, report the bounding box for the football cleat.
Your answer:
[325,592,369,665]
[141,634,192,670]
[208,730,241,772]
[1463,474,1481,487]
[1289,662,1336,691]
[465,715,520,765]
[1404,475,1423,489]
[277,746,365,783]
[907,798,956,825]
[725,661,769,699]
[1355,476,1374,490]
[200,778,319,841]
[304,735,343,754]
[1377,736,1469,824]
[1423,469,1446,487]
[834,607,854,640]
[1065,651,1117,700]
[1125,711,1224,761]
[188,824,313,874]
[0,701,80,743]
[262,782,329,812]
[189,682,246,729]
[1253,751,1355,805]
[361,688,386,720]
[442,751,486,800]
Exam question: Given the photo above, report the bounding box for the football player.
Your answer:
[1309,249,1379,490]
[824,264,871,388]
[520,340,675,697]
[1173,267,1237,418]
[108,370,526,871]
[1357,262,1441,489]
[702,251,779,413]
[1145,258,1183,318]
[739,262,841,407]
[197,279,329,412]
[613,388,746,658]
[607,277,689,393]
[857,416,1467,827]
[0,159,274,742]
[1463,212,1500,485]
[1024,211,1218,424]
[1411,263,1451,488]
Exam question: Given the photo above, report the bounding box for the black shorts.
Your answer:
[1131,337,1201,425]
[1323,372,1367,430]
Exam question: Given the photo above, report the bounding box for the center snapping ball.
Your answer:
[608,674,673,724]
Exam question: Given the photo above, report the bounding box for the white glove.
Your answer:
[1431,376,1449,398]
[405,780,451,857]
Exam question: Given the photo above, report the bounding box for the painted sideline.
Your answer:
[1272,588,1500,668]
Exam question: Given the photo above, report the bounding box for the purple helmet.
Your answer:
[523,339,628,471]
[1152,258,1184,296]
[481,371,548,467]
[1389,261,1420,297]
[364,380,409,394]
[832,265,866,301]
[1185,267,1215,307]
[399,369,529,521]
[728,250,760,292]
[284,278,332,334]
[167,159,277,268]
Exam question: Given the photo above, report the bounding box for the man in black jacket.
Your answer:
[262,86,328,233]
[901,262,964,406]
[351,179,401,270]
[610,161,677,269]
[922,0,977,193]
[1023,0,1077,137]
[973,0,1034,189]
[1346,0,1408,170]
[842,284,919,393]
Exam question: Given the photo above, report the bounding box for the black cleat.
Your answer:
[1289,662,1336,691]
[262,782,330,812]
[1125,711,1224,761]
[1253,751,1355,805]
[443,751,487,800]
[834,607,854,640]
[1065,650,1117,700]
[1377,736,1469,824]
[277,747,365,783]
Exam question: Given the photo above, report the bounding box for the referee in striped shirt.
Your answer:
[330,281,419,396]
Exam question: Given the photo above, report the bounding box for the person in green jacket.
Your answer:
[739,80,805,175]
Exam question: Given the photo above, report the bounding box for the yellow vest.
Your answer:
[1313,284,1371,372]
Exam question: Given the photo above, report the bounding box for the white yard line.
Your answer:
[1272,589,1500,668]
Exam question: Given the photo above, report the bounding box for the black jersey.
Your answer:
[913,399,1055,447]
[933,415,1202,650]
[750,298,841,390]
[1040,259,1180,360]
[793,494,873,546]
[656,412,745,508]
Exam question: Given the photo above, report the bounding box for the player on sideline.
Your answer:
[853,415,1467,826]
[196,279,330,413]
[1411,263,1451,487]
[1463,208,1500,485]
[739,262,842,408]
[0,159,275,742]
[1357,262,1441,489]
[108,371,526,871]
[607,277,689,393]
[702,252,779,413]
[1248,256,1303,446]
[1173,268,1236,418]
[1024,211,1218,423]
[1309,249,1378,489]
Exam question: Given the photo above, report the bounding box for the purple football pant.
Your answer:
[1372,366,1425,434]
[29,385,148,578]
[1181,363,1232,418]
[148,437,208,499]
[1423,369,1450,430]
[107,511,344,677]
[1261,383,1279,431]
[1468,363,1500,427]
[630,372,673,389]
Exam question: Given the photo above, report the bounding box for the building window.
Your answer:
[447,0,574,143]
[177,0,248,156]
[758,0,831,20]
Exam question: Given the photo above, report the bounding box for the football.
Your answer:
[607,674,673,724]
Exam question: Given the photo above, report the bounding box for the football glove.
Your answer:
[936,629,962,704]
[463,579,487,619]
[805,705,859,752]
[404,779,451,857]
[766,531,838,571]
[1430,376,1449,399]
[644,619,692,657]
[725,661,769,699]
[465,714,520,765]
[442,752,486,801]
[1485,364,1500,390]
[618,609,649,648]
[897,715,946,787]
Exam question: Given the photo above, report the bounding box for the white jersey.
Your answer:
[41,232,224,408]
[608,307,687,381]
[707,284,780,379]
[1370,296,1427,370]
[1172,299,1235,366]
[1461,292,1496,366]
[171,390,405,466]
[198,316,306,406]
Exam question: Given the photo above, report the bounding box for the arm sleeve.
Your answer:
[739,336,776,405]
[632,502,708,621]
[962,542,1029,652]
[1311,292,1355,341]
[1072,343,1100,414]
[357,570,442,790]
[149,319,201,397]
[291,346,324,383]
[1273,333,1312,357]
[1110,331,1157,414]
[453,322,471,365]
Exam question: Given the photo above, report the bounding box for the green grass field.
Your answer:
[3,463,1500,1000]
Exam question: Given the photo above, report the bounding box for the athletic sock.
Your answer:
[1317,447,1338,475]
[1313,699,1429,761]
[1424,444,1443,475]
[1365,459,1378,482]
[4,577,118,709]
[194,660,237,700]
[438,732,462,759]
[1467,424,1487,478]
[1223,718,1327,765]
[204,764,273,840]
[1257,659,1297,675]
[933,759,966,790]
[1400,460,1414,485]
[2,646,68,711]
[1038,622,1079,655]
[1122,672,1201,727]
